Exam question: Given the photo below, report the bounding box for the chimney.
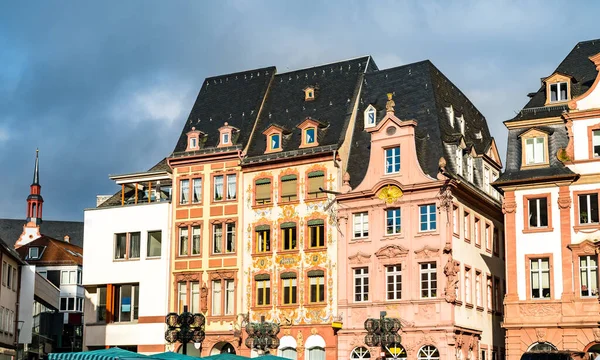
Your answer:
[63,235,70,243]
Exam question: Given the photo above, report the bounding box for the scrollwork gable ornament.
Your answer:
[414,245,440,259]
[377,185,403,205]
[348,252,372,265]
[375,245,409,259]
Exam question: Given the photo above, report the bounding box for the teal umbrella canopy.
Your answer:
[149,352,200,360]
[200,354,249,360]
[49,347,150,360]
[254,355,289,360]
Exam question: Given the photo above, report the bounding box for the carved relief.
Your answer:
[377,185,403,204]
[209,270,235,280]
[296,331,304,355]
[593,328,600,342]
[502,199,516,214]
[519,303,560,316]
[414,245,440,259]
[200,282,208,313]
[175,272,201,282]
[437,186,453,213]
[306,252,325,267]
[375,245,409,259]
[444,256,461,303]
[535,328,547,343]
[348,252,372,265]
[253,256,273,270]
[418,304,436,320]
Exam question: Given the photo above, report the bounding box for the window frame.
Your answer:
[146,230,162,258]
[386,265,402,301]
[575,191,600,227]
[281,273,298,305]
[255,225,271,254]
[254,178,273,206]
[455,147,463,176]
[269,133,281,151]
[211,221,236,255]
[353,212,369,239]
[307,219,326,249]
[308,270,325,304]
[306,170,326,200]
[178,224,201,257]
[463,210,471,242]
[113,284,140,322]
[526,255,552,300]
[589,126,600,159]
[420,262,437,299]
[304,127,316,145]
[521,130,549,168]
[179,179,190,205]
[548,81,569,103]
[191,177,202,204]
[255,274,271,307]
[212,173,237,202]
[28,247,39,260]
[475,270,483,310]
[279,173,298,203]
[579,255,598,298]
[419,204,437,232]
[114,232,141,260]
[353,267,369,303]
[385,208,401,235]
[464,266,472,305]
[384,147,401,175]
[280,223,297,251]
[523,194,553,233]
[364,105,376,128]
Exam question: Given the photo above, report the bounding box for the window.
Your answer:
[60,297,84,312]
[420,262,437,298]
[365,106,376,128]
[191,226,201,255]
[255,178,272,205]
[483,166,490,194]
[61,270,77,285]
[457,116,465,135]
[386,208,401,235]
[1,262,5,286]
[225,279,235,315]
[351,347,371,359]
[307,171,325,199]
[191,282,200,313]
[578,193,599,225]
[179,227,188,256]
[281,273,297,304]
[177,282,187,312]
[147,231,162,257]
[456,148,463,176]
[525,137,546,165]
[487,276,493,310]
[255,275,271,306]
[418,345,440,360]
[476,272,482,308]
[191,178,202,203]
[180,179,190,204]
[308,270,325,303]
[528,197,549,228]
[465,267,472,304]
[466,156,474,182]
[353,212,369,238]
[255,226,271,253]
[593,130,600,157]
[212,280,221,315]
[280,174,298,202]
[385,147,400,174]
[213,224,223,254]
[28,247,39,259]
[474,218,481,246]
[114,232,140,260]
[550,82,568,102]
[530,258,550,299]
[419,204,437,231]
[114,284,139,322]
[97,286,107,322]
[280,348,298,359]
[580,255,598,297]
[464,211,470,240]
[485,224,491,251]
[386,265,402,300]
[354,268,369,302]
[270,134,281,150]
[305,128,316,144]
[495,278,502,312]
[281,223,297,251]
[222,132,230,145]
[214,175,223,201]
[189,137,197,149]
[308,219,325,248]
[225,223,235,253]
[308,348,325,360]
[452,206,459,235]
[493,229,500,255]
[213,223,235,254]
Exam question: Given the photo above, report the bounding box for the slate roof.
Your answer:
[0,236,26,265]
[172,66,276,154]
[347,60,493,187]
[15,235,83,266]
[244,56,377,161]
[0,219,84,248]
[508,38,600,122]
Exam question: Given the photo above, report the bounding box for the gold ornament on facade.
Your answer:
[377,185,403,204]
[276,254,301,269]
[306,252,325,266]
[253,256,273,270]
[386,93,395,113]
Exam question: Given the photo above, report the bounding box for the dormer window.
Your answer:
[550,82,568,102]
[445,105,454,128]
[466,155,474,182]
[270,134,281,150]
[456,115,465,135]
[364,105,376,129]
[520,129,549,167]
[262,125,286,154]
[185,127,202,152]
[222,133,230,144]
[544,73,572,105]
[190,138,197,149]
[28,247,39,260]
[305,128,316,145]
[217,122,237,148]
[298,118,322,148]
[456,147,463,176]
[303,86,316,101]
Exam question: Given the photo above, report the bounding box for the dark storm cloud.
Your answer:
[0,0,597,220]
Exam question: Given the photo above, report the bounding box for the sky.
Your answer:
[0,0,598,221]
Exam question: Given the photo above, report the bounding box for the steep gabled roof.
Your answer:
[172,66,276,153]
[244,56,377,161]
[347,60,493,186]
[509,38,600,122]
[0,219,84,248]
[15,235,83,266]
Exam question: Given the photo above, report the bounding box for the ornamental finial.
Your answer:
[386,93,395,113]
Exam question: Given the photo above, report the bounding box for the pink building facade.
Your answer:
[336,62,505,360]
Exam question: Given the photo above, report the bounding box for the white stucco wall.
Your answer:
[572,117,600,161]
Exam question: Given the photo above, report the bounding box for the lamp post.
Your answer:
[364,311,402,360]
[165,305,206,355]
[244,316,280,356]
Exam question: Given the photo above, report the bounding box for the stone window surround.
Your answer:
[522,193,554,233]
[524,253,555,301]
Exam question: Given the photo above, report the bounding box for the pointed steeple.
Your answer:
[33,148,40,185]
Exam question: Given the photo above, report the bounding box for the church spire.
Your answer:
[32,148,40,185]
[26,149,43,226]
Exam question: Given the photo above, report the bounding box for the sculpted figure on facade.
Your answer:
[200,282,208,313]
[444,256,461,303]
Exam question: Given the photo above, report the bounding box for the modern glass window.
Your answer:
[386,208,401,235]
[419,204,437,231]
[280,174,298,202]
[147,231,162,257]
[114,232,139,260]
[420,262,437,298]
[256,275,271,306]
[28,247,39,259]
[353,212,369,238]
[354,268,369,302]
[115,233,127,259]
[308,220,325,248]
[180,179,190,204]
[192,178,202,203]
[580,255,598,297]
[212,280,222,315]
[191,282,200,313]
[97,286,107,322]
[456,148,463,176]
[256,227,271,253]
[550,82,568,102]
[191,225,201,255]
[226,174,237,200]
[309,271,325,303]
[530,258,551,299]
[593,130,600,157]
[525,137,546,165]
[578,193,599,224]
[418,345,440,360]
[281,273,297,305]
[225,280,235,315]
[213,224,223,254]
[281,223,297,251]
[114,284,139,322]
[214,175,224,201]
[61,270,77,285]
[255,178,272,205]
[179,227,189,256]
[270,134,281,150]
[528,197,548,228]
[386,265,402,300]
[305,128,316,144]
[385,147,400,174]
[307,171,325,198]
[129,232,140,259]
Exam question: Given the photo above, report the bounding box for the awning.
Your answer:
[49,347,149,360]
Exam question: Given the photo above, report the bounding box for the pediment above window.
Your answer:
[414,245,440,259]
[297,117,326,148]
[186,127,206,152]
[375,244,408,259]
[519,128,550,168]
[217,122,239,148]
[543,72,574,105]
[348,251,371,265]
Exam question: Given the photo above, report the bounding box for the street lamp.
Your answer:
[165,305,206,355]
[364,311,402,360]
[244,316,280,356]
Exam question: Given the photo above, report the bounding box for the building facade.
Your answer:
[336,62,505,360]
[495,39,600,360]
[82,161,172,353]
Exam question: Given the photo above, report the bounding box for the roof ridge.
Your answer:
[375,59,432,73]
[276,55,372,75]
[204,66,276,82]
[577,38,600,46]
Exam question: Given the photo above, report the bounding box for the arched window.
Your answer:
[279,335,297,360]
[351,347,371,359]
[528,342,557,352]
[385,344,407,359]
[280,347,297,359]
[418,345,440,360]
[308,347,325,360]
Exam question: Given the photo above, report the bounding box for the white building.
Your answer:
[82,160,172,354]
